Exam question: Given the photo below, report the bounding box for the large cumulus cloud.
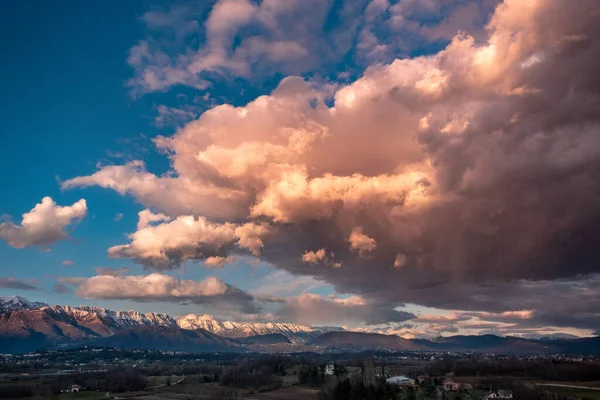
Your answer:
[0,197,87,249]
[64,0,600,332]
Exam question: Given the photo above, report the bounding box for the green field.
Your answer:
[541,385,600,400]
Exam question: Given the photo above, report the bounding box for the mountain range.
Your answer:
[1,295,599,355]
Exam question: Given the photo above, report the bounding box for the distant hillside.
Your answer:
[545,336,600,355]
[236,333,292,345]
[308,331,420,351]
[413,334,550,355]
[92,326,239,352]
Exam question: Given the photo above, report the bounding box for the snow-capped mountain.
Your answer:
[176,314,334,343]
[0,296,340,351]
[76,306,177,328]
[0,295,48,312]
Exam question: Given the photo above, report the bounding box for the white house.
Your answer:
[66,385,82,393]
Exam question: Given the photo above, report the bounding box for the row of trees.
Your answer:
[428,358,600,381]
[219,357,299,391]
[319,378,402,400]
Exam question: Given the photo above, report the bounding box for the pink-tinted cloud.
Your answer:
[0,197,87,249]
[105,210,270,269]
[348,227,377,256]
[69,273,259,314]
[63,0,600,333]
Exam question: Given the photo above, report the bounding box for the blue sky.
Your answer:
[0,0,356,317]
[1,0,598,339]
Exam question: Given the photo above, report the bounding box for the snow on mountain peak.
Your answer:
[0,295,48,312]
[175,314,321,343]
[0,296,340,343]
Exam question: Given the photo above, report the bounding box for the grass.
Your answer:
[56,392,108,400]
[146,375,182,386]
[541,385,600,400]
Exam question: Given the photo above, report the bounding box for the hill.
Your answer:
[308,331,420,351]
[413,334,550,355]
[92,326,239,352]
[235,333,292,345]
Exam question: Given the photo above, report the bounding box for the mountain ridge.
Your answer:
[2,296,600,355]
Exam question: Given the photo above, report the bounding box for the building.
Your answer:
[65,385,82,393]
[483,390,513,399]
[443,380,460,391]
[386,376,414,387]
[324,364,335,375]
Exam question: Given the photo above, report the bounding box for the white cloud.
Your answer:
[126,0,356,95]
[70,273,259,313]
[302,248,326,264]
[105,210,270,268]
[0,197,87,249]
[276,293,415,326]
[348,227,377,256]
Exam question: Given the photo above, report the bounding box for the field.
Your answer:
[57,392,108,400]
[248,386,319,399]
[147,376,184,386]
[540,384,600,400]
[125,384,318,400]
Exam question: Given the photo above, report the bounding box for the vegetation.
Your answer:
[540,385,600,400]
[319,378,402,400]
[428,358,600,382]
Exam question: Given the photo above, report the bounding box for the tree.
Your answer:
[334,362,347,377]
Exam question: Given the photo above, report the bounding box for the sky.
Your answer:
[1,0,600,339]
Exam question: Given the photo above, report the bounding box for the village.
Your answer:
[1,347,599,399]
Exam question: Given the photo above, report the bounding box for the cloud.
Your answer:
[0,278,39,291]
[348,227,377,256]
[204,256,236,268]
[53,284,70,294]
[94,267,131,276]
[113,213,123,222]
[61,259,75,266]
[252,269,327,298]
[126,0,366,95]
[71,273,260,314]
[154,105,198,128]
[302,248,326,264]
[393,253,408,269]
[0,197,87,249]
[103,210,270,269]
[64,0,600,332]
[275,293,416,326]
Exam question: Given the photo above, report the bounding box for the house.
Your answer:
[324,364,335,375]
[386,376,414,386]
[443,380,459,391]
[483,390,513,399]
[66,385,82,393]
